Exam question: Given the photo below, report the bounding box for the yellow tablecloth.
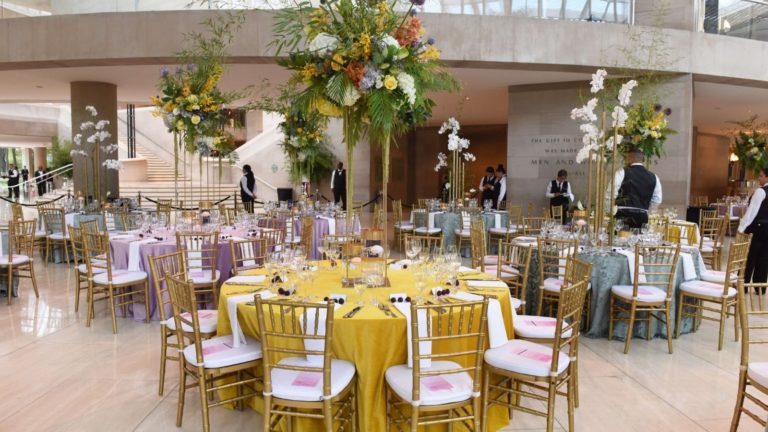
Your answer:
[668,220,700,246]
[216,262,515,431]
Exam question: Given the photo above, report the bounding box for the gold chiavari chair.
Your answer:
[700,208,717,220]
[102,207,124,232]
[2,220,39,305]
[497,241,533,308]
[454,210,473,255]
[299,216,314,257]
[696,195,709,206]
[416,198,430,209]
[119,212,142,231]
[393,199,413,252]
[283,214,301,247]
[323,234,355,260]
[224,207,238,226]
[700,216,727,271]
[255,296,356,432]
[361,227,384,244]
[498,200,507,211]
[648,214,670,241]
[167,275,261,432]
[608,243,680,354]
[730,276,768,431]
[149,252,219,397]
[677,240,750,350]
[489,204,522,246]
[527,202,535,217]
[536,237,579,317]
[229,237,268,275]
[199,200,213,210]
[156,199,172,225]
[550,205,564,223]
[82,231,150,333]
[469,216,489,271]
[482,278,588,432]
[68,225,93,314]
[40,207,70,264]
[176,231,221,308]
[10,203,22,222]
[405,234,443,256]
[258,228,285,254]
[386,298,488,431]
[523,216,546,236]
[80,218,101,235]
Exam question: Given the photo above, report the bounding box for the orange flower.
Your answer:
[345,62,365,86]
[394,17,421,47]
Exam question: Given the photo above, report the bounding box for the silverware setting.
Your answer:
[378,304,397,318]
[343,306,363,318]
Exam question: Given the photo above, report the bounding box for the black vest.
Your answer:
[616,165,656,210]
[240,174,255,196]
[332,169,346,189]
[480,175,495,202]
[549,180,569,207]
[747,185,768,233]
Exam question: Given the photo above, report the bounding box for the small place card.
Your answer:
[525,319,557,327]
[291,372,321,388]
[422,376,453,391]
[511,348,552,363]
[202,343,230,356]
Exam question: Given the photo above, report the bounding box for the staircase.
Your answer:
[136,142,185,182]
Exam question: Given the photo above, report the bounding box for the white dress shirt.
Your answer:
[331,169,343,190]
[739,187,766,233]
[497,176,507,207]
[606,163,662,210]
[240,176,256,198]
[545,180,574,202]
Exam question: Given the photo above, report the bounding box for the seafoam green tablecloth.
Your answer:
[523,248,703,340]
[412,211,508,254]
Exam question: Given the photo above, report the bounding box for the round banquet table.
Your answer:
[521,245,704,340]
[413,211,509,251]
[293,216,362,260]
[110,228,251,320]
[217,263,515,432]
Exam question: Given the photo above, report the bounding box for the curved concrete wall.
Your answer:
[0,10,767,85]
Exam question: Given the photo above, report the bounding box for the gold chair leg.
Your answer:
[646,310,653,341]
[199,372,211,432]
[567,373,575,432]
[481,369,489,432]
[176,361,186,427]
[143,281,150,324]
[718,301,727,351]
[675,294,685,338]
[263,393,272,432]
[385,385,391,432]
[546,382,557,432]
[733,303,740,342]
[323,399,333,432]
[537,288,544,316]
[665,303,673,354]
[85,281,94,327]
[29,263,38,298]
[74,271,81,312]
[159,327,168,396]
[729,371,747,432]
[6,265,12,305]
[624,303,637,354]
[108,286,118,334]
[608,294,615,341]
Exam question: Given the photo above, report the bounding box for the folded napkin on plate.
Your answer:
[451,291,507,348]
[228,290,275,348]
[494,213,502,229]
[614,249,647,284]
[389,259,412,270]
[128,238,158,272]
[678,253,697,281]
[227,275,266,284]
[458,266,476,273]
[390,293,430,368]
[111,234,136,240]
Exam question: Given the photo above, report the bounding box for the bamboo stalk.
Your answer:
[608,127,619,245]
[382,132,390,278]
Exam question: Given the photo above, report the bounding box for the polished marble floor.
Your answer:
[0,255,766,432]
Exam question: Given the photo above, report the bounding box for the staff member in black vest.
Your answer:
[7,165,19,200]
[609,148,662,229]
[34,166,46,197]
[546,169,574,223]
[739,167,768,284]
[479,166,496,207]
[331,162,346,210]
[239,164,257,213]
[492,164,507,209]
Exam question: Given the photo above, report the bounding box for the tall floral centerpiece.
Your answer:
[729,116,768,175]
[571,69,674,243]
[151,13,247,205]
[272,0,458,241]
[434,117,475,203]
[72,106,120,203]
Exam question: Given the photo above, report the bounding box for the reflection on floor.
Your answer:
[0,255,765,432]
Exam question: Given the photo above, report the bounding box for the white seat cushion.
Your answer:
[489,227,517,235]
[271,357,355,402]
[395,222,414,230]
[511,297,523,311]
[454,228,471,237]
[542,277,565,292]
[748,362,768,389]
[514,315,572,339]
[483,255,499,265]
[48,232,69,240]
[93,270,147,285]
[414,227,442,235]
[484,339,569,377]
[188,270,221,284]
[183,335,262,368]
[701,270,738,284]
[0,255,30,265]
[478,265,519,278]
[77,263,109,275]
[611,285,667,303]
[165,310,218,333]
[34,230,46,238]
[680,280,736,298]
[385,361,474,406]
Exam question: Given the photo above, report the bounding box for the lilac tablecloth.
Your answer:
[110,236,235,321]
[294,217,361,260]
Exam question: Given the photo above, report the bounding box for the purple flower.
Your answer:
[427,37,435,45]
[187,63,196,70]
[160,67,169,77]
[175,66,183,74]
[663,108,672,116]
[410,9,417,16]
[654,103,662,112]
[410,0,425,5]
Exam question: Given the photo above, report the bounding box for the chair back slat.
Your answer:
[405,234,443,256]
[523,216,545,235]
[632,244,680,297]
[9,220,35,258]
[175,231,219,274]
[537,237,578,282]
[551,278,590,373]
[82,231,114,281]
[149,251,187,322]
[166,275,203,364]
[497,241,533,301]
[229,237,268,275]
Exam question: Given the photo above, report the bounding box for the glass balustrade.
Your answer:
[698,0,768,42]
[0,0,634,23]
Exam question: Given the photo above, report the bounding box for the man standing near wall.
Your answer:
[34,166,46,198]
[331,161,347,210]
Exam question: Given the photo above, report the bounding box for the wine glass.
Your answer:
[317,240,327,262]
[411,239,423,260]
[354,279,367,306]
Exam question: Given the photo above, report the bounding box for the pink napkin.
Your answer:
[423,376,454,391]
[512,347,552,363]
[525,319,557,327]
[202,343,230,356]
[292,372,321,387]
[638,288,654,296]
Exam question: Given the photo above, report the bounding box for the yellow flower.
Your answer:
[201,77,216,94]
[150,96,162,106]
[301,64,320,80]
[162,102,174,113]
[186,95,198,104]
[419,45,441,62]
[315,98,342,117]
[191,115,201,125]
[176,120,185,130]
[331,53,345,72]
[181,86,191,97]
[383,75,398,90]
[359,33,372,58]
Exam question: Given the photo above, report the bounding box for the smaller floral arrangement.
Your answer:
[616,102,675,160]
[434,117,475,171]
[729,115,768,175]
[72,105,120,171]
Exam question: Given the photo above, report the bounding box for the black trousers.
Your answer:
[8,183,18,199]
[37,182,45,197]
[615,209,648,229]
[241,194,254,214]
[333,188,346,210]
[745,225,768,284]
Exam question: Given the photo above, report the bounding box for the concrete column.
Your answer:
[507,75,694,214]
[33,147,47,170]
[70,81,119,201]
